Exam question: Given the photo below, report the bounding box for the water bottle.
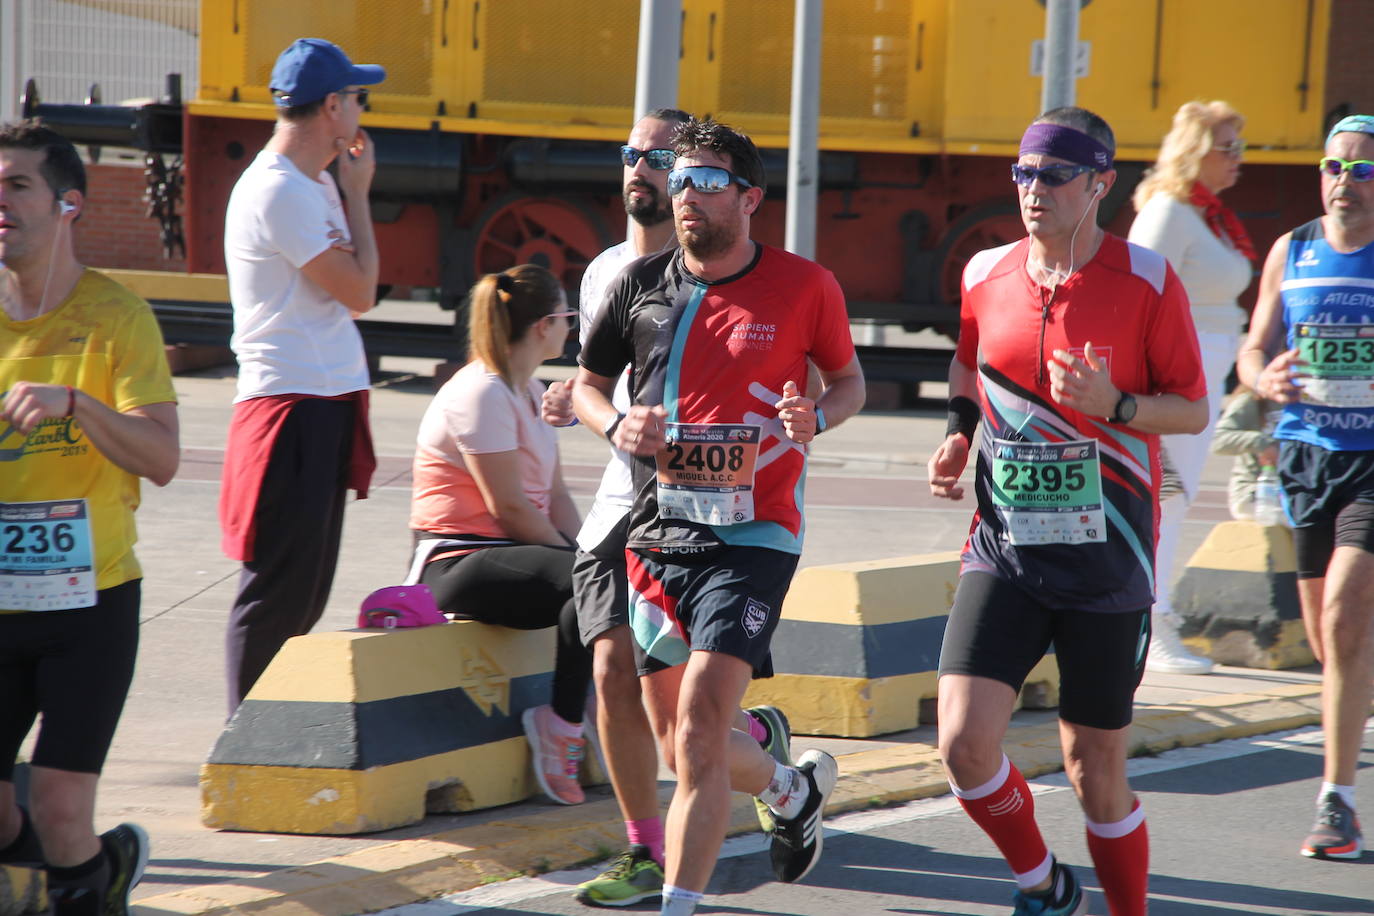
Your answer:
[1254,465,1283,527]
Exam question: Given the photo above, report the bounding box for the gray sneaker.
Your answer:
[746,705,792,832]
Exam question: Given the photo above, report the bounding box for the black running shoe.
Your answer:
[767,749,837,883]
[100,823,149,916]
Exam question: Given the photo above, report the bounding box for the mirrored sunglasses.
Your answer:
[1320,157,1374,182]
[1212,138,1246,157]
[667,165,754,195]
[1010,163,1098,188]
[620,146,677,170]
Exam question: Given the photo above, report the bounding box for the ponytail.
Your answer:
[466,264,564,387]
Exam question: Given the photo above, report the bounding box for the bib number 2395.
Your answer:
[990,438,1106,546]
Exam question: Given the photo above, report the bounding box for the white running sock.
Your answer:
[660,885,703,915]
[1319,781,1357,810]
[758,760,809,819]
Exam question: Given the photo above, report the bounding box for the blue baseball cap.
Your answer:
[270,38,386,107]
[1327,114,1374,143]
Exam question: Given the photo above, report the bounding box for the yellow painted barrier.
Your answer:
[200,622,606,835]
[1172,520,1313,669]
[742,554,1059,738]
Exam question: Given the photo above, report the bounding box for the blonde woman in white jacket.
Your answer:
[1128,100,1255,674]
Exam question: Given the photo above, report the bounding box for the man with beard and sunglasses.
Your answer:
[927,107,1207,915]
[542,107,687,907]
[570,117,865,916]
[1237,114,1374,863]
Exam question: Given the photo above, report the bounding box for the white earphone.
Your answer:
[60,201,76,214]
[1094,181,1105,196]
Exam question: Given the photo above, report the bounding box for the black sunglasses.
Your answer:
[338,88,370,107]
[1010,163,1097,188]
[667,165,754,196]
[621,146,677,170]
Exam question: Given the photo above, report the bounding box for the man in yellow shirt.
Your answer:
[0,120,179,916]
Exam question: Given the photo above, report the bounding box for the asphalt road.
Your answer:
[387,724,1374,916]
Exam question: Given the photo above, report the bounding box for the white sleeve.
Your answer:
[258,178,335,269]
[1127,196,1193,275]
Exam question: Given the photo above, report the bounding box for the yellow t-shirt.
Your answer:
[1,269,176,603]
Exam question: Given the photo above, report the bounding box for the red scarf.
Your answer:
[1189,181,1255,263]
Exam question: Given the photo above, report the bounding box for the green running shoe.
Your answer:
[746,705,792,832]
[574,844,663,908]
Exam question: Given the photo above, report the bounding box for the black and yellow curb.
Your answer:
[742,553,1059,736]
[0,865,46,916]
[201,623,606,836]
[126,685,1334,916]
[1173,521,1312,669]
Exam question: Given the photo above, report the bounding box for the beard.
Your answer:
[676,209,738,261]
[623,181,671,227]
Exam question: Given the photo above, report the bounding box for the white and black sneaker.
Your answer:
[768,749,838,883]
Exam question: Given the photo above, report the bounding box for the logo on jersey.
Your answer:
[742,597,770,637]
[728,321,777,353]
[1295,248,1320,268]
[652,317,671,328]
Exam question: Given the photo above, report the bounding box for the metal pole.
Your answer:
[1040,0,1080,113]
[0,0,21,123]
[633,0,681,119]
[785,0,821,260]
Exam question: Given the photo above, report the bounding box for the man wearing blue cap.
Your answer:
[218,38,386,714]
[1238,114,1374,862]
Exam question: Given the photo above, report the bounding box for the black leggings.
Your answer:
[0,580,140,779]
[419,542,592,724]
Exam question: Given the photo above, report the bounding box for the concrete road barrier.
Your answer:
[742,553,1059,737]
[200,622,605,835]
[1172,520,1313,669]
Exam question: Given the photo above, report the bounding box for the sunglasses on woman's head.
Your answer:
[620,146,677,170]
[1320,157,1374,182]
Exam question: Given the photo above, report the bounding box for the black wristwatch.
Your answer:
[603,412,625,441]
[1109,392,1137,425]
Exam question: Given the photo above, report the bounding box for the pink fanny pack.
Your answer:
[357,585,448,629]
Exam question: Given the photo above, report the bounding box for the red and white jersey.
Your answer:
[955,234,1206,611]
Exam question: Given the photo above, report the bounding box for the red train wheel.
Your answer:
[934,203,1023,338]
[472,195,609,299]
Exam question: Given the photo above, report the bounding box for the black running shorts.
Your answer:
[624,546,798,678]
[573,517,632,647]
[939,571,1149,730]
[1279,440,1374,579]
[0,580,141,778]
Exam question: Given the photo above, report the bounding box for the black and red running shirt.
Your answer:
[580,245,855,554]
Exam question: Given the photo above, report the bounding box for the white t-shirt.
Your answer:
[574,240,640,551]
[224,150,370,402]
[1127,194,1252,337]
[410,361,559,538]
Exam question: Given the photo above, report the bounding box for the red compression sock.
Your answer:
[951,754,1052,888]
[1085,801,1149,916]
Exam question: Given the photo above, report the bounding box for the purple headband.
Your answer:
[1018,123,1113,171]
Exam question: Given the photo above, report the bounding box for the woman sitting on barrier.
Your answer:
[409,263,593,805]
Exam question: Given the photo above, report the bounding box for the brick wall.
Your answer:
[72,162,187,273]
[1324,0,1374,126]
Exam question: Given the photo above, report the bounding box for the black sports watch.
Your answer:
[603,412,626,442]
[1109,392,1137,425]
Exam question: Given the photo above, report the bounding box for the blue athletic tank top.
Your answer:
[1276,218,1374,451]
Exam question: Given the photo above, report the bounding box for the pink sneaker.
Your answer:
[521,705,586,805]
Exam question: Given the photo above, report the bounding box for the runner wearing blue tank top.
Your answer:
[1238,114,1374,862]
